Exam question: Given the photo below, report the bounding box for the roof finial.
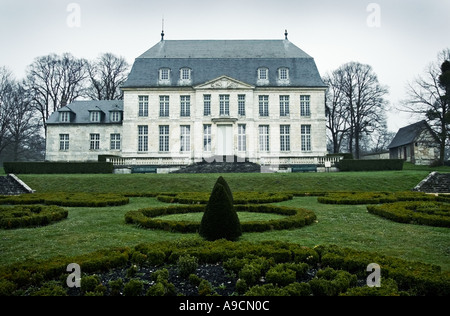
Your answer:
[161,16,165,41]
[285,29,288,40]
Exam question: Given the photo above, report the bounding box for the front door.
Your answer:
[217,125,233,156]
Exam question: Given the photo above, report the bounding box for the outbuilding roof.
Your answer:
[388,120,438,149]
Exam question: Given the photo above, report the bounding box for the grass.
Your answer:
[0,170,449,274]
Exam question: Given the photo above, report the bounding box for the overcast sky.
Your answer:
[1,0,449,132]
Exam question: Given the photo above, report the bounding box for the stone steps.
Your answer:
[0,174,34,195]
[171,156,261,174]
[413,172,450,194]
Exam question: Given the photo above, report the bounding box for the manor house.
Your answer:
[45,33,331,172]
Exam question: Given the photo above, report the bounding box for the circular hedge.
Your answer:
[367,201,450,227]
[0,205,68,229]
[317,191,448,205]
[0,192,130,207]
[156,192,293,205]
[125,204,316,233]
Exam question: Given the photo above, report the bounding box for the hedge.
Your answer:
[0,192,129,207]
[367,201,450,227]
[3,162,114,174]
[336,159,403,171]
[124,204,317,233]
[157,192,293,205]
[0,205,68,229]
[317,191,449,205]
[0,240,448,296]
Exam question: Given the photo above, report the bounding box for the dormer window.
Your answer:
[60,112,70,123]
[181,68,191,80]
[257,68,269,86]
[159,68,171,85]
[110,111,121,123]
[278,68,290,85]
[90,111,101,123]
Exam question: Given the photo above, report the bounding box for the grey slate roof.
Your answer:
[122,40,326,88]
[46,100,123,125]
[388,120,437,149]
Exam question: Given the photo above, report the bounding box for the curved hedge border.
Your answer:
[0,192,129,207]
[156,192,293,205]
[124,204,316,233]
[0,240,448,296]
[367,201,450,227]
[0,205,68,229]
[317,191,450,205]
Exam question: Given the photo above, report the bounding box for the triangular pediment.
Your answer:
[194,76,255,90]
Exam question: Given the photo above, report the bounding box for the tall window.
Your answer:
[138,125,148,152]
[139,96,149,117]
[259,95,269,117]
[203,95,211,116]
[280,125,290,152]
[90,134,100,150]
[160,96,169,117]
[180,96,191,117]
[110,134,121,150]
[280,96,290,116]
[59,134,69,151]
[203,124,212,152]
[238,124,246,152]
[220,95,230,116]
[180,125,191,152]
[238,95,246,116]
[301,125,311,151]
[259,125,270,152]
[159,126,169,152]
[300,95,311,117]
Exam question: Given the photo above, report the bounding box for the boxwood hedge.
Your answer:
[156,192,293,205]
[317,191,449,205]
[0,205,68,229]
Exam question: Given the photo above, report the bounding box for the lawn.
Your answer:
[0,170,449,273]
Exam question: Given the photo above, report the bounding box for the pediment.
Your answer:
[194,76,254,90]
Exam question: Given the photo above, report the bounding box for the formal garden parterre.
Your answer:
[0,173,449,296]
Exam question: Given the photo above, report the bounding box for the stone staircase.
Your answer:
[171,156,261,174]
[0,174,34,195]
[413,172,450,194]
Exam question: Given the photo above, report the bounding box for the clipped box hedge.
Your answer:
[0,205,68,229]
[156,192,293,205]
[336,159,403,171]
[3,162,114,174]
[317,191,448,205]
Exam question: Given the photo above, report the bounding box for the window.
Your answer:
[259,95,269,117]
[90,111,101,122]
[180,125,191,152]
[280,125,290,152]
[90,134,100,150]
[300,95,311,117]
[138,125,148,152]
[159,68,170,81]
[139,96,149,117]
[159,126,169,152]
[279,68,289,81]
[238,95,246,116]
[280,96,290,116]
[203,95,211,116]
[219,95,230,116]
[111,111,121,122]
[110,134,121,150]
[238,124,246,152]
[160,96,169,117]
[60,112,70,123]
[59,134,69,151]
[258,68,268,80]
[180,68,191,80]
[301,125,311,151]
[259,125,270,152]
[180,96,191,117]
[203,124,211,152]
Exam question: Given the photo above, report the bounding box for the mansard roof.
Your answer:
[46,100,123,125]
[122,39,327,89]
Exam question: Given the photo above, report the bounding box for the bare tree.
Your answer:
[401,48,450,165]
[0,67,14,157]
[25,53,88,134]
[86,53,130,100]
[326,62,389,158]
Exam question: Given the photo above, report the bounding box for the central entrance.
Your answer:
[216,125,233,156]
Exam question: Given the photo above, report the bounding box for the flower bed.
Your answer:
[0,240,448,296]
[124,204,316,233]
[0,205,68,229]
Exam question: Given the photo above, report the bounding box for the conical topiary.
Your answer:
[199,177,241,241]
